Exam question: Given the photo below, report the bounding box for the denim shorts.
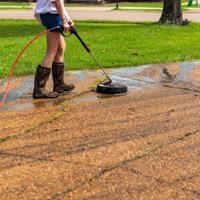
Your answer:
[40,13,62,32]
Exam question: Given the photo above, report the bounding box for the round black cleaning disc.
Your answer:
[96,81,128,94]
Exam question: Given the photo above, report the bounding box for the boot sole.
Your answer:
[33,95,59,99]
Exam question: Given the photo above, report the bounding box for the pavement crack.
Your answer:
[0,150,101,172]
[47,129,200,200]
[129,168,200,198]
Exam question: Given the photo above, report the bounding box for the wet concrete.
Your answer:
[0,61,200,200]
[1,61,200,112]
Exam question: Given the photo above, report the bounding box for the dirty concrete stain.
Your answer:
[0,61,200,199]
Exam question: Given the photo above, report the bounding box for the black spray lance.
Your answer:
[67,26,112,83]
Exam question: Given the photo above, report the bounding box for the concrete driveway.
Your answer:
[0,62,200,199]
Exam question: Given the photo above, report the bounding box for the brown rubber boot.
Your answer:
[52,62,75,94]
[33,65,59,99]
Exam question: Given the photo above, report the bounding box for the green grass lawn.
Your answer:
[1,20,200,78]
[65,2,163,8]
[112,2,163,8]
[0,2,31,6]
[0,1,32,10]
[65,1,197,9]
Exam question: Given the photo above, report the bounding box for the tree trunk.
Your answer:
[159,0,188,25]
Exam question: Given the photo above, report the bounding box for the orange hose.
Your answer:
[0,28,53,107]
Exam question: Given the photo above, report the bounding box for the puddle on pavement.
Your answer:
[1,61,200,112]
[98,93,127,98]
[0,98,66,112]
[162,61,200,85]
[0,77,33,102]
[111,65,157,89]
[110,75,156,90]
[176,61,196,83]
[72,92,128,104]
[72,70,88,80]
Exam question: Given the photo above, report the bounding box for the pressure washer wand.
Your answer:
[70,26,112,83]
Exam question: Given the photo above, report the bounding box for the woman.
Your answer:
[33,0,75,98]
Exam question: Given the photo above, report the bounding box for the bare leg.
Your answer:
[54,35,66,62]
[41,31,60,68]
